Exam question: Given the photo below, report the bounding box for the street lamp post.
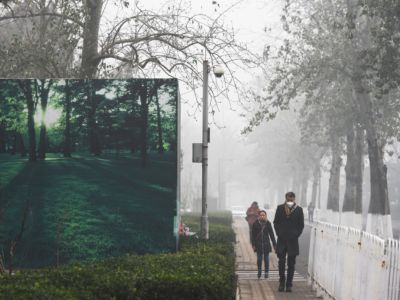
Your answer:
[200,60,209,239]
[199,60,224,239]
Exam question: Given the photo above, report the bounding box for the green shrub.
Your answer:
[0,211,236,300]
[182,210,233,230]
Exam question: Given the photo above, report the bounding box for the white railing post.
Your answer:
[308,221,396,300]
[386,239,400,300]
[308,224,316,285]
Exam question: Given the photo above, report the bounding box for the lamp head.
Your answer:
[213,65,224,78]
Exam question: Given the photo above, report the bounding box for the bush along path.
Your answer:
[0,211,237,300]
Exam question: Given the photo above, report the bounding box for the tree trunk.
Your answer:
[87,82,101,156]
[352,80,390,216]
[18,133,27,157]
[139,82,148,167]
[366,130,388,216]
[300,173,308,207]
[327,136,341,212]
[0,121,6,153]
[317,172,321,209]
[63,80,72,157]
[130,136,136,154]
[352,80,392,237]
[343,123,357,213]
[354,124,364,214]
[12,132,27,157]
[19,80,36,162]
[347,0,392,237]
[11,131,17,155]
[38,80,51,159]
[38,115,47,159]
[292,167,301,196]
[310,164,320,207]
[80,0,103,78]
[129,86,137,155]
[155,89,164,153]
[342,122,364,228]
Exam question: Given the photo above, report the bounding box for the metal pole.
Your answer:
[218,159,222,211]
[201,60,209,239]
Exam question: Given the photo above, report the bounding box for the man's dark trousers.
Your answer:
[278,246,296,287]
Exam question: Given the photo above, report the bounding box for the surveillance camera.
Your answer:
[213,65,224,78]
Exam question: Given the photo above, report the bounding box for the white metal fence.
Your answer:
[308,221,400,300]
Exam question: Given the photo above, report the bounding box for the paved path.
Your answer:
[234,217,321,300]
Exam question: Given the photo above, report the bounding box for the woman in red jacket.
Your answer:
[246,201,260,244]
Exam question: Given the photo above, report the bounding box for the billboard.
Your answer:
[0,79,179,269]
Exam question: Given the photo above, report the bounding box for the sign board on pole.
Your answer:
[192,143,202,163]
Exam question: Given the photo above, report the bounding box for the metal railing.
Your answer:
[308,221,397,300]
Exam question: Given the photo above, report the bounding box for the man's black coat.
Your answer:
[251,219,276,253]
[273,204,304,256]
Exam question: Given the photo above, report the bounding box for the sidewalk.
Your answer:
[234,217,321,300]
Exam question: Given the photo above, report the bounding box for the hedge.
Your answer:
[0,210,236,300]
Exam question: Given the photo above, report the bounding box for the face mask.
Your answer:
[286,201,294,208]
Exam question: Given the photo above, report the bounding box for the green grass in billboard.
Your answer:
[0,79,178,269]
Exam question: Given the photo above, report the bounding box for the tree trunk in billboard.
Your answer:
[12,132,26,157]
[19,80,36,162]
[87,82,101,156]
[140,83,148,167]
[11,132,17,155]
[38,80,52,159]
[327,136,341,212]
[128,83,138,155]
[155,90,164,154]
[130,136,137,154]
[18,133,27,157]
[0,121,5,153]
[80,0,103,78]
[64,80,72,157]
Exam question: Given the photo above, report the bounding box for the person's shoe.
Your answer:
[286,286,292,292]
[278,284,285,292]
[264,272,268,279]
[257,271,261,279]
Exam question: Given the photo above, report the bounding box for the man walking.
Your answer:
[273,192,304,292]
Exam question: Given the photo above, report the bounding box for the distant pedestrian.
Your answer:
[308,203,315,223]
[246,201,260,244]
[273,192,304,293]
[251,210,276,279]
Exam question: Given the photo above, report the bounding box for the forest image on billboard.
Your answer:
[0,79,178,269]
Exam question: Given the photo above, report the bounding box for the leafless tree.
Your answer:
[0,0,263,112]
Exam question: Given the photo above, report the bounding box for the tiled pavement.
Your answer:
[234,217,321,300]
